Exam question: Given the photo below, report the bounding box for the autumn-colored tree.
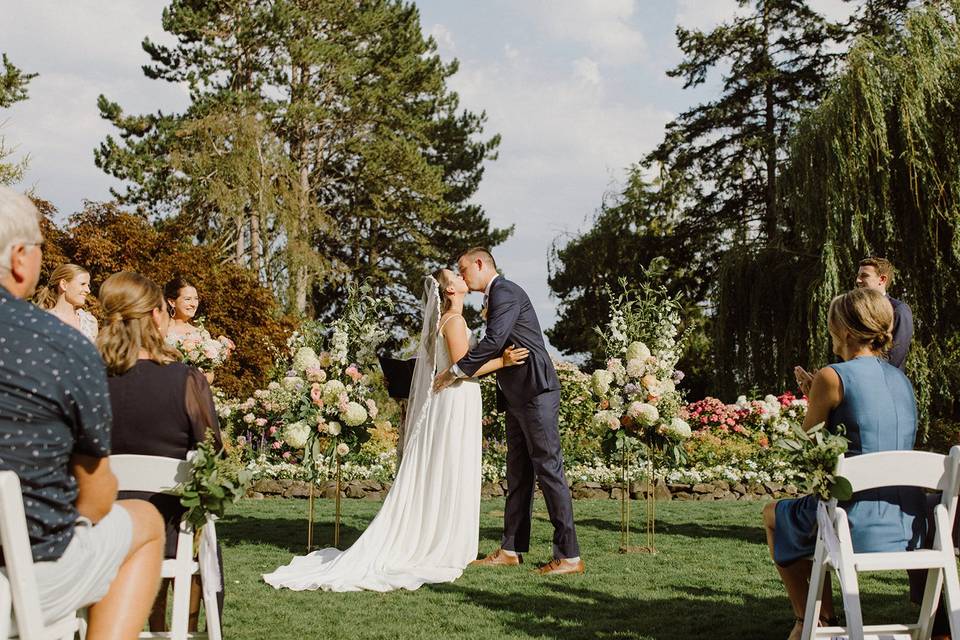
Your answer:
[39,200,293,396]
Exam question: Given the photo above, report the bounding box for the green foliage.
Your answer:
[178,436,253,529]
[775,422,851,500]
[775,1,960,431]
[95,0,509,332]
[0,53,36,185]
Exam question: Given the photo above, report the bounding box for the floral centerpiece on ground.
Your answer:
[588,274,691,552]
[278,284,391,549]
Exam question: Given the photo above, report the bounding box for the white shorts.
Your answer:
[31,505,133,624]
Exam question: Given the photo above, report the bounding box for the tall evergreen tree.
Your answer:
[96,0,507,327]
[0,54,36,185]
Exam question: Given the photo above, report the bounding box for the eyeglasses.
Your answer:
[23,240,44,250]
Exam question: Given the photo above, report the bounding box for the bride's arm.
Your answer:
[471,345,529,377]
[441,315,470,363]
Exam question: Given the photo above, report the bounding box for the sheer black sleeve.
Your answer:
[184,368,224,451]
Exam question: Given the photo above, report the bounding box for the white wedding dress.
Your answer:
[263,279,482,592]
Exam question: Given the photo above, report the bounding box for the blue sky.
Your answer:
[1,0,849,353]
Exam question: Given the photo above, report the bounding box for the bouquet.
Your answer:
[178,434,253,529]
[775,421,851,500]
[167,322,234,371]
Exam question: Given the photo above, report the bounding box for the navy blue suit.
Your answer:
[888,296,913,371]
[457,277,579,559]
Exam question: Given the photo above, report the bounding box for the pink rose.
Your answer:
[255,418,267,427]
[345,365,363,382]
[310,383,324,407]
[269,426,278,436]
[272,441,282,449]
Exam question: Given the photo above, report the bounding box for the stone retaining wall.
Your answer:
[248,478,799,501]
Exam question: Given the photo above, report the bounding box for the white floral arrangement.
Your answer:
[588,278,691,463]
[276,283,391,478]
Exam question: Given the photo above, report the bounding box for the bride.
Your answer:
[263,270,528,592]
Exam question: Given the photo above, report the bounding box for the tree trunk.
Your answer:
[250,210,263,283]
[763,1,779,244]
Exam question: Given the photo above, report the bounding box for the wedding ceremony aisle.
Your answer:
[218,497,917,640]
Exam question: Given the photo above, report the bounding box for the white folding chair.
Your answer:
[0,471,84,639]
[802,446,960,640]
[109,454,222,640]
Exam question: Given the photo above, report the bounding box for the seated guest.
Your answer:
[0,186,163,638]
[34,263,99,342]
[763,287,925,640]
[97,271,224,632]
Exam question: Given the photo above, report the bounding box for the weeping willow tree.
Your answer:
[717,1,960,434]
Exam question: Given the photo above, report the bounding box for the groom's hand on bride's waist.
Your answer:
[433,368,457,392]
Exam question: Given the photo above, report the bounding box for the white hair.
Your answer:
[0,186,42,275]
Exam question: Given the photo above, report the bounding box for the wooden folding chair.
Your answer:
[802,446,960,640]
[0,471,84,639]
[109,454,222,640]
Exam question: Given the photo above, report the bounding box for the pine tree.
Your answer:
[95,0,507,325]
[0,54,37,185]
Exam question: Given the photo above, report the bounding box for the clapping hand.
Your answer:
[793,365,817,396]
[502,345,529,367]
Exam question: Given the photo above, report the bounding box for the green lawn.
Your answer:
[217,498,918,640]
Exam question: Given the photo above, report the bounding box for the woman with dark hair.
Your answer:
[98,271,224,632]
[163,275,234,384]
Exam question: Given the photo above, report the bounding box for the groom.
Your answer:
[434,248,583,575]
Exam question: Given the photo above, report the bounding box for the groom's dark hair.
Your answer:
[460,247,497,269]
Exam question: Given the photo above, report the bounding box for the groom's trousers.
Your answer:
[501,389,580,559]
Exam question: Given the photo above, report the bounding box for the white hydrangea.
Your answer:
[592,410,621,433]
[322,380,347,405]
[591,370,614,396]
[283,421,311,449]
[282,376,305,391]
[626,358,646,379]
[293,347,322,374]
[628,402,659,426]
[341,401,368,427]
[626,341,651,361]
[660,417,691,440]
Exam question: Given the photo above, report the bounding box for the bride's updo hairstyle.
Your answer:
[827,287,895,355]
[431,268,455,315]
[97,272,180,375]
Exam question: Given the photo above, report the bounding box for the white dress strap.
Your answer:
[437,314,463,335]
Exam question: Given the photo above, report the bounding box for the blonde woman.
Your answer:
[34,263,98,341]
[97,272,223,632]
[762,287,925,640]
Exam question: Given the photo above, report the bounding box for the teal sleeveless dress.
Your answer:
[774,356,926,565]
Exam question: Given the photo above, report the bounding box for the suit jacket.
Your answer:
[456,277,560,408]
[888,295,913,371]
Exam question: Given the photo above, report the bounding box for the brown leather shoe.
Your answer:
[537,558,585,576]
[470,548,522,567]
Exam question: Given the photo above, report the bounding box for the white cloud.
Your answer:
[572,57,602,88]
[525,0,647,64]
[429,23,456,53]
[675,0,743,32]
[446,48,673,328]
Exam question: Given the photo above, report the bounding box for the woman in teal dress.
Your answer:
[762,288,926,640]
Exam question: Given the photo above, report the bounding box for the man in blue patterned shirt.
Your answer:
[0,186,163,637]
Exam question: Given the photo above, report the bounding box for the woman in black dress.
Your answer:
[97,271,223,632]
